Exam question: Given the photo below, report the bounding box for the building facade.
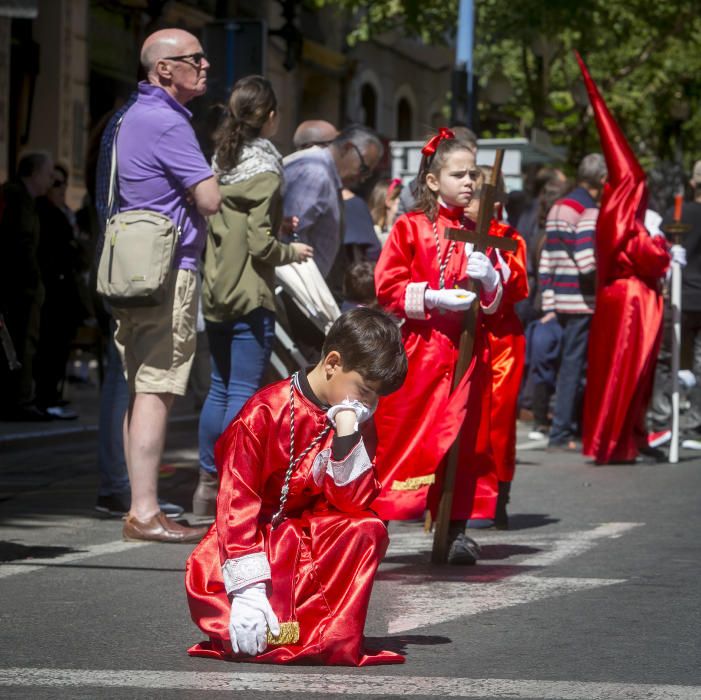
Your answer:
[1,0,453,208]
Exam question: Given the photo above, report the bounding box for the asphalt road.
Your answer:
[1,422,700,700]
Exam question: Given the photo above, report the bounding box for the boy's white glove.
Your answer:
[671,244,687,268]
[678,369,696,390]
[425,288,477,311]
[326,398,375,431]
[466,251,499,293]
[229,582,280,656]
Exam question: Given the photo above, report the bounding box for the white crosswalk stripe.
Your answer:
[383,523,641,633]
[0,668,698,699]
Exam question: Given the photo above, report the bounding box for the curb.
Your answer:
[0,414,199,447]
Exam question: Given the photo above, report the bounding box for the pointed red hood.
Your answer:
[575,51,648,285]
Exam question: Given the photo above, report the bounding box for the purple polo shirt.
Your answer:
[116,82,213,271]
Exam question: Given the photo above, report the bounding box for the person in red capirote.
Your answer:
[576,53,681,464]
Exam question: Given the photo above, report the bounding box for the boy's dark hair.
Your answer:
[322,307,407,395]
[344,261,376,305]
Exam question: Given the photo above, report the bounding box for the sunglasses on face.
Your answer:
[349,142,371,177]
[162,51,208,68]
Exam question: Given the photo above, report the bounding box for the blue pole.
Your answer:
[455,0,475,127]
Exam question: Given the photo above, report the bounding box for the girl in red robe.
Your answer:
[186,307,408,665]
[371,129,503,563]
[465,169,529,528]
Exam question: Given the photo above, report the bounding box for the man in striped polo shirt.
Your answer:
[539,153,607,449]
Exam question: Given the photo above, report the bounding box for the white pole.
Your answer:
[669,259,682,463]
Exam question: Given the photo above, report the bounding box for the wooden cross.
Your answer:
[431,149,518,563]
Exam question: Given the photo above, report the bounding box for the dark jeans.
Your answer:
[97,332,130,497]
[678,309,701,433]
[549,313,591,445]
[0,293,41,413]
[198,308,275,475]
[523,315,563,425]
[35,287,80,407]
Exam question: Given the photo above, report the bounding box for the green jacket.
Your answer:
[203,171,297,323]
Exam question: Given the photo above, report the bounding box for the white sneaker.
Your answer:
[528,430,547,440]
[45,405,79,420]
[681,439,701,450]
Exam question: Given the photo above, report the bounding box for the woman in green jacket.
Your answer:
[195,76,313,514]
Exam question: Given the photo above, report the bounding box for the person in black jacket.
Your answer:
[34,164,85,418]
[0,151,54,421]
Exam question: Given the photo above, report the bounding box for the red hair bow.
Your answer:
[421,127,456,157]
[387,178,402,197]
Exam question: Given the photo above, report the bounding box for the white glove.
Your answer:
[671,244,687,268]
[425,288,477,311]
[229,582,280,656]
[327,398,375,431]
[466,252,499,293]
[678,369,697,390]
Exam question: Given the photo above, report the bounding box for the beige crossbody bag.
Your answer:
[96,116,181,307]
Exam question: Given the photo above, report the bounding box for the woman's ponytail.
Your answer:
[213,75,278,172]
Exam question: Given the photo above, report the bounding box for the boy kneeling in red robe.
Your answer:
[186,307,408,665]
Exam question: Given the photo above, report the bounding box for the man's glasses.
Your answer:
[162,52,207,68]
[52,179,66,188]
[349,142,371,177]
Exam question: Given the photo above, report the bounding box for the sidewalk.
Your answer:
[0,377,200,446]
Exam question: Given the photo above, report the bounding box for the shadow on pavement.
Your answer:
[364,634,451,655]
[506,513,560,530]
[478,543,541,559]
[1,561,186,573]
[377,562,541,583]
[0,540,79,561]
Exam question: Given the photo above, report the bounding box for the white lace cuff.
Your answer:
[495,249,511,283]
[327,440,372,486]
[480,279,503,315]
[312,447,332,486]
[404,281,428,319]
[222,552,271,595]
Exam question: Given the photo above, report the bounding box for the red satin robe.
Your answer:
[371,205,500,521]
[583,232,669,463]
[483,222,528,487]
[185,378,403,666]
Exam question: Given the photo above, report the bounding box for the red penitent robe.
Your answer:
[371,205,501,522]
[483,221,528,488]
[583,232,669,463]
[185,377,403,666]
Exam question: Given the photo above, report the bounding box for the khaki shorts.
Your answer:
[113,269,198,396]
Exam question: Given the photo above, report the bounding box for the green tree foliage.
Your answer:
[316,0,701,170]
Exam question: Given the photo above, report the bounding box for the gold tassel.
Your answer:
[267,621,300,645]
[391,474,436,491]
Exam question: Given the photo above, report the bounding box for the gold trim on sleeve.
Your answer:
[391,474,436,491]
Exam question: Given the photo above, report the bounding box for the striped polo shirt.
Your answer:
[539,187,598,314]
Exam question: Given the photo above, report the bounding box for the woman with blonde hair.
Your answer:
[368,178,402,248]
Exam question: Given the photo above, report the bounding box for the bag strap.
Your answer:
[106,115,126,225]
[106,113,187,236]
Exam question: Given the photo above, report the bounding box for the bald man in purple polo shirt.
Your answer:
[111,28,221,544]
